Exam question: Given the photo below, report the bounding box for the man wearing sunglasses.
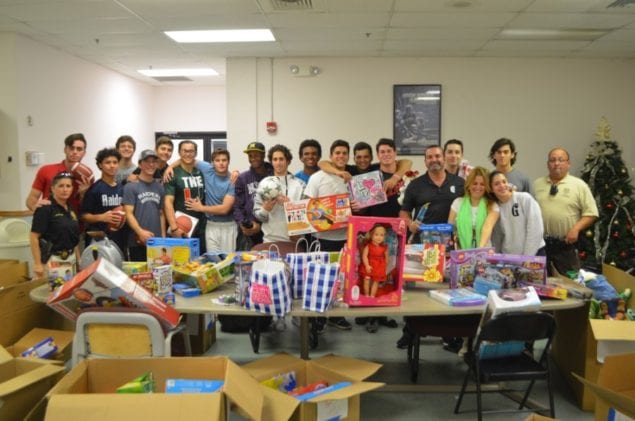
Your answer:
[534,148,598,275]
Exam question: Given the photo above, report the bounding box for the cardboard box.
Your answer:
[342,216,406,307]
[5,328,74,362]
[243,353,384,421]
[449,247,495,288]
[185,313,216,355]
[44,356,265,421]
[574,353,635,421]
[47,258,181,329]
[0,346,65,421]
[552,264,635,410]
[284,194,352,236]
[0,261,57,347]
[146,237,200,269]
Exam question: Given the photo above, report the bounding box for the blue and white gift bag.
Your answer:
[245,258,291,317]
[285,245,329,299]
[302,261,340,312]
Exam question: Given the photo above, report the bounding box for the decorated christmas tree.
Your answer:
[578,117,635,271]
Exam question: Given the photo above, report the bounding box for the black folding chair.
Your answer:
[454,311,556,421]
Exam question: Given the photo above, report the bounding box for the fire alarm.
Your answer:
[266,121,277,134]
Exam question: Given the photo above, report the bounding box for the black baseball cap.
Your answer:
[243,142,265,154]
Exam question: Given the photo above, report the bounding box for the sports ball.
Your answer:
[256,177,283,201]
[108,205,126,232]
[70,162,95,183]
[176,215,193,234]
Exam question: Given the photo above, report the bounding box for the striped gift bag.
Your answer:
[285,240,329,299]
[245,258,291,317]
[302,261,340,313]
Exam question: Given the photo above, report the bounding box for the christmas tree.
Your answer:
[578,117,635,271]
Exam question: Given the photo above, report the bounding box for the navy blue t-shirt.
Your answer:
[81,179,127,252]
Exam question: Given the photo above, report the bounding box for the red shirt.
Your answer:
[32,161,81,213]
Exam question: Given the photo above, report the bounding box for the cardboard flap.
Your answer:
[242,353,304,378]
[0,363,64,396]
[574,372,635,419]
[13,328,75,357]
[308,381,385,402]
[598,354,635,391]
[45,393,223,421]
[0,345,12,363]
[313,354,382,381]
[223,359,264,421]
[260,383,299,421]
[589,320,635,341]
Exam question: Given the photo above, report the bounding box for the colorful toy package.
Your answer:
[449,247,496,288]
[146,237,200,270]
[284,194,351,236]
[342,216,406,307]
[172,252,236,294]
[485,253,547,284]
[403,243,446,282]
[419,223,455,253]
[347,170,387,209]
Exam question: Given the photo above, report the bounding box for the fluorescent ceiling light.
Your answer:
[137,68,218,77]
[165,29,275,43]
[498,29,607,41]
[415,96,440,101]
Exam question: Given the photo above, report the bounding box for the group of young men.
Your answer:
[27,133,598,342]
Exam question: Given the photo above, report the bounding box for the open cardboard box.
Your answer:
[243,353,384,421]
[552,263,635,411]
[42,356,265,421]
[574,353,635,421]
[5,328,75,363]
[0,345,65,420]
[0,260,56,347]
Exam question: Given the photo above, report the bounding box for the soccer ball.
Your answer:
[256,177,283,201]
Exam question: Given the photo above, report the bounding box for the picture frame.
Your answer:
[393,84,441,155]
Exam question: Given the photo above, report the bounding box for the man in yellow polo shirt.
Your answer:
[534,147,598,275]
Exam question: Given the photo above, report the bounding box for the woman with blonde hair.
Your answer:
[448,166,499,250]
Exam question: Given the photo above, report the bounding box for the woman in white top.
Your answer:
[489,171,546,256]
[253,144,305,253]
[448,166,499,250]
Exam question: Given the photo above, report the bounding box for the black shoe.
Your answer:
[396,331,413,349]
[366,318,379,333]
[355,317,369,325]
[327,318,352,331]
[442,338,463,354]
[378,317,398,328]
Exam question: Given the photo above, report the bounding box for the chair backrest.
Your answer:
[72,308,168,366]
[477,311,555,344]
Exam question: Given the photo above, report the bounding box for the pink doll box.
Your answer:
[342,216,407,307]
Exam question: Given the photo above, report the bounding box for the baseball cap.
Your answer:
[138,149,158,162]
[243,142,265,154]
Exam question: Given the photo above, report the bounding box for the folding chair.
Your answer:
[454,311,556,421]
[72,308,191,366]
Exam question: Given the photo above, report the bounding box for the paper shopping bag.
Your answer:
[285,240,329,299]
[245,258,291,317]
[302,260,340,313]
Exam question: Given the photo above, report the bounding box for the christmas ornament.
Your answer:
[619,251,628,258]
[579,251,587,259]
[606,202,614,210]
[613,220,619,226]
[585,230,593,238]
[621,168,627,174]
[612,231,620,239]
[618,190,623,196]
[610,261,616,266]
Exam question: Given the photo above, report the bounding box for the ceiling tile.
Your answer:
[391,12,516,28]
[506,12,635,29]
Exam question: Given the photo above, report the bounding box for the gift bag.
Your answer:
[285,239,329,299]
[302,260,340,313]
[245,257,291,317]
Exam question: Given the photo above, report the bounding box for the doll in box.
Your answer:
[359,224,390,297]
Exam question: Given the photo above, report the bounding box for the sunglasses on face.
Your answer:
[550,184,558,196]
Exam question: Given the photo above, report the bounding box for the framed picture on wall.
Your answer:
[393,84,441,155]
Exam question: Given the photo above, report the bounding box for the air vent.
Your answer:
[271,0,313,10]
[151,76,192,82]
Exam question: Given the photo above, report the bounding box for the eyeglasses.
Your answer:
[549,184,558,196]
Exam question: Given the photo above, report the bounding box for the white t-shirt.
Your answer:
[304,170,348,241]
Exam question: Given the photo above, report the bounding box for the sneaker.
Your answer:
[273,317,286,332]
[314,318,326,335]
[355,317,369,325]
[366,318,379,333]
[327,318,352,330]
[396,331,413,349]
[442,338,463,354]
[378,317,399,328]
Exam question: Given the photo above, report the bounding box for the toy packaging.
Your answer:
[173,252,236,294]
[342,216,406,307]
[520,281,568,300]
[485,253,547,284]
[419,223,454,253]
[172,210,199,238]
[116,372,155,393]
[47,257,181,329]
[403,243,446,282]
[122,261,148,275]
[284,193,352,236]
[152,264,173,301]
[165,379,224,393]
[20,336,58,359]
[429,288,486,307]
[146,237,200,269]
[449,247,496,288]
[347,170,387,209]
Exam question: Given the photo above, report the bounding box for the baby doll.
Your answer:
[359,224,389,297]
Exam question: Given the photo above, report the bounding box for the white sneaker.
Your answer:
[274,317,287,332]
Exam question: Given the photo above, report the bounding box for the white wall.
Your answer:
[226,57,635,181]
[154,85,226,132]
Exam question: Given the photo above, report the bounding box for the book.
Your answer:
[284,194,351,236]
[348,170,387,209]
[429,288,487,307]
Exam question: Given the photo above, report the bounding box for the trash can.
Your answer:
[0,217,32,265]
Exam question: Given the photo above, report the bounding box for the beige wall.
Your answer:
[226,57,635,181]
